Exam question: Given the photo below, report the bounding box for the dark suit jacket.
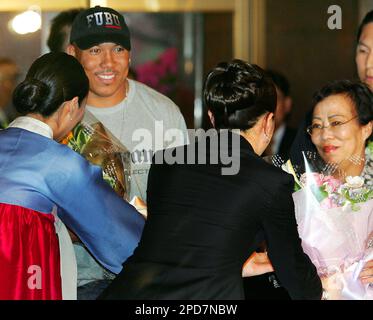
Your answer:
[289,111,318,173]
[278,125,298,160]
[100,131,321,300]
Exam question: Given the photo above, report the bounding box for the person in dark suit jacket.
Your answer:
[263,70,297,160]
[99,60,322,300]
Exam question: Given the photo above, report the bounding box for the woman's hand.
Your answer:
[359,260,373,284]
[242,252,274,277]
[321,274,343,300]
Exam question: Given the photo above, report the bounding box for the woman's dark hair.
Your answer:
[13,52,89,117]
[203,59,276,130]
[357,10,373,42]
[311,80,373,127]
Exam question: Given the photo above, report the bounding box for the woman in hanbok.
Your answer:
[0,52,145,300]
[286,80,372,299]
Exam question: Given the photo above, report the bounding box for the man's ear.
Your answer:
[207,110,215,128]
[284,96,293,114]
[66,44,77,57]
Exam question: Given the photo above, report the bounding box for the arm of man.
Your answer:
[261,173,322,300]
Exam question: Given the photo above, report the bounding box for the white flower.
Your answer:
[345,176,364,189]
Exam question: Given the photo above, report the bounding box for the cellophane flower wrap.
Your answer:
[62,112,131,200]
[271,141,373,300]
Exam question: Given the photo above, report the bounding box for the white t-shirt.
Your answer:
[76,79,188,287]
[84,79,188,202]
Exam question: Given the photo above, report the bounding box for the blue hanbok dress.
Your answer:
[0,117,144,300]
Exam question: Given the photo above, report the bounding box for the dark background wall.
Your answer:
[0,3,364,131]
[201,12,233,129]
[203,12,233,78]
[266,0,359,129]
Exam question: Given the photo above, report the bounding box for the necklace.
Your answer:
[117,80,146,202]
[117,80,142,201]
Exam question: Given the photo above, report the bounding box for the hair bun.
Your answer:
[13,78,50,114]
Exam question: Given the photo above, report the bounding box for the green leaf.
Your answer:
[368,140,373,157]
[311,185,328,202]
[293,182,301,192]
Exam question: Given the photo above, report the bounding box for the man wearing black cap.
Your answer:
[67,6,188,299]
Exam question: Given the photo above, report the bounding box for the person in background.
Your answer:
[356,10,373,92]
[0,52,144,300]
[264,70,297,159]
[0,58,19,128]
[47,8,84,53]
[66,6,188,299]
[355,9,373,288]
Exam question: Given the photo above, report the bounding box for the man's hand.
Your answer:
[242,252,274,277]
[359,260,373,284]
[130,196,147,219]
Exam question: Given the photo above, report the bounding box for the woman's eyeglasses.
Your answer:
[306,115,358,136]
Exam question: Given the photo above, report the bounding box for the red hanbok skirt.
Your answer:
[0,203,62,300]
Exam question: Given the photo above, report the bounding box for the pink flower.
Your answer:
[135,47,178,96]
[159,47,178,74]
[322,175,342,193]
[136,61,161,87]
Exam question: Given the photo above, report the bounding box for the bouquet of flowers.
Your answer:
[62,112,131,200]
[271,142,373,299]
[297,171,372,212]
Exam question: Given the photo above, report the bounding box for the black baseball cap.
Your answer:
[70,6,131,51]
